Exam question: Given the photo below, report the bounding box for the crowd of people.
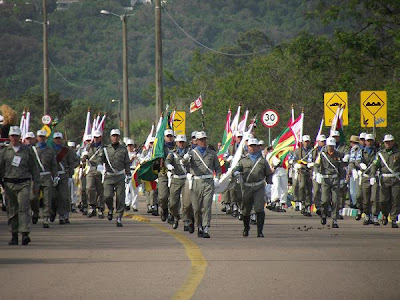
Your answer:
[0,122,399,246]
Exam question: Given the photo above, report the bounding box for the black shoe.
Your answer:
[133,208,138,212]
[373,216,380,226]
[392,221,399,228]
[1,205,6,212]
[316,209,322,216]
[238,213,243,221]
[21,233,30,245]
[59,219,65,225]
[98,211,105,219]
[183,223,189,231]
[243,228,249,237]
[382,217,388,225]
[243,216,250,237]
[338,215,344,220]
[172,220,179,230]
[167,214,174,224]
[108,210,113,221]
[221,206,226,213]
[257,232,264,238]
[188,223,194,234]
[8,234,18,245]
[332,220,339,228]
[232,210,238,218]
[304,212,312,217]
[43,223,49,228]
[363,218,370,225]
[32,215,39,224]
[295,206,300,211]
[256,212,265,238]
[321,216,327,225]
[161,209,168,222]
[116,217,123,227]
[197,227,203,238]
[203,232,210,238]
[147,206,153,214]
[301,208,305,215]
[125,205,130,211]
[50,215,56,222]
[152,205,159,216]
[82,208,88,216]
[65,219,70,224]
[355,213,362,221]
[327,211,332,218]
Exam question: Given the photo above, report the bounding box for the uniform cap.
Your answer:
[365,134,374,141]
[326,137,336,146]
[302,135,311,142]
[359,132,367,139]
[84,134,92,141]
[126,139,134,145]
[191,131,197,138]
[93,130,102,137]
[349,135,359,143]
[53,132,63,139]
[176,134,187,142]
[317,134,326,142]
[195,131,207,139]
[9,126,21,136]
[25,132,35,138]
[164,129,174,136]
[236,131,243,137]
[37,130,47,137]
[246,134,254,141]
[383,134,394,142]
[258,140,265,145]
[67,141,76,147]
[248,138,259,146]
[110,129,121,136]
[149,137,155,143]
[330,130,340,137]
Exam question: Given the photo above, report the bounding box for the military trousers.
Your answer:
[158,175,169,210]
[4,181,31,233]
[312,178,321,209]
[242,184,265,216]
[80,175,88,208]
[379,177,400,220]
[104,174,125,218]
[145,188,158,206]
[361,177,379,216]
[182,180,194,223]
[297,171,312,207]
[321,177,340,219]
[86,172,104,209]
[169,177,185,218]
[191,178,214,228]
[51,176,70,216]
[32,175,53,218]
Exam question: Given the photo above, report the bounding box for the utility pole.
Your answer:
[43,0,49,115]
[122,14,130,137]
[155,0,163,119]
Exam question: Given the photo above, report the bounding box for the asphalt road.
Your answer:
[1,197,399,300]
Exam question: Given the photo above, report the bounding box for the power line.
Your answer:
[49,58,95,89]
[162,6,270,57]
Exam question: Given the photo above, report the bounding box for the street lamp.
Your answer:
[111,99,122,129]
[101,9,135,138]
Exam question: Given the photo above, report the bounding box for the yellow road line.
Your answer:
[132,216,207,300]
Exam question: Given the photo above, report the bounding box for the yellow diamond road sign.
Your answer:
[360,91,387,127]
[173,111,186,135]
[324,92,348,126]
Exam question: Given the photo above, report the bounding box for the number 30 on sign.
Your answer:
[261,110,279,128]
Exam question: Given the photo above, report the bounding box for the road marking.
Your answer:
[132,216,207,300]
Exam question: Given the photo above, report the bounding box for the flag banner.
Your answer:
[217,109,233,168]
[190,95,202,113]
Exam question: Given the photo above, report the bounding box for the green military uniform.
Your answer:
[237,152,273,237]
[0,144,40,240]
[371,147,400,227]
[315,148,344,225]
[165,147,190,228]
[158,144,175,220]
[32,143,58,226]
[336,143,350,210]
[188,147,221,237]
[52,145,77,222]
[355,146,379,224]
[84,142,105,216]
[293,146,313,215]
[102,143,131,221]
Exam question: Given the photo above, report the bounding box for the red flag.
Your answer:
[190,95,202,113]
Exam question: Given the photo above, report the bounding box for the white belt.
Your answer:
[193,174,213,180]
[106,170,125,176]
[58,171,66,175]
[243,180,265,187]
[382,173,400,178]
[173,174,187,179]
[321,174,338,179]
[40,172,51,176]
[363,174,370,178]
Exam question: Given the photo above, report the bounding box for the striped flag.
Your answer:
[190,95,202,113]
[217,109,233,170]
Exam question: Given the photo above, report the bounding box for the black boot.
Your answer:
[152,204,159,216]
[242,216,250,237]
[8,233,18,245]
[392,221,399,228]
[256,212,265,238]
[21,233,31,245]
[161,208,168,222]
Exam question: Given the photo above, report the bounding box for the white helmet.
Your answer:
[326,137,336,146]
[176,135,187,142]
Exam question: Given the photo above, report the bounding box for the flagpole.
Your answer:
[201,109,205,131]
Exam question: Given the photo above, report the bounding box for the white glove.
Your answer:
[343,154,350,163]
[53,176,60,186]
[166,164,175,171]
[370,177,376,186]
[359,163,367,170]
[307,162,314,168]
[352,169,359,179]
[294,163,302,170]
[316,173,322,184]
[233,171,241,177]
[226,155,233,163]
[81,150,89,158]
[183,153,191,161]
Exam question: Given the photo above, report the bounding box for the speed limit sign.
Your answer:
[261,109,279,128]
[42,115,52,125]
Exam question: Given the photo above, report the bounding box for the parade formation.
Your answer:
[0,100,399,247]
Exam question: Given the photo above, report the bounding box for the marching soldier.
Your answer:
[77,135,92,215]
[371,134,400,228]
[315,137,345,228]
[32,130,58,228]
[125,139,139,212]
[82,130,105,218]
[52,132,78,224]
[236,138,273,237]
[184,131,221,238]
[292,135,313,216]
[355,134,380,225]
[1,126,40,245]
[311,134,326,215]
[158,129,175,222]
[102,129,131,227]
[348,135,362,213]
[165,134,190,230]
